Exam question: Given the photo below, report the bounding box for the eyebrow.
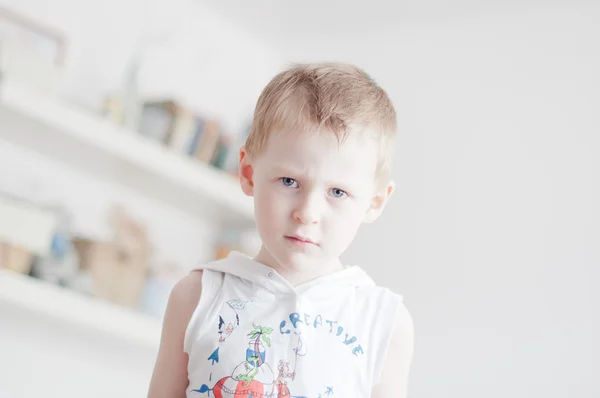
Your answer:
[271,165,305,176]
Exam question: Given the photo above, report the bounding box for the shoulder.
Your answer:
[171,270,203,304]
[369,285,412,353]
[389,302,414,351]
[164,271,204,330]
[170,254,234,310]
[365,284,410,341]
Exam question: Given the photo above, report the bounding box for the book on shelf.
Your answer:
[138,100,197,150]
[137,100,224,166]
[186,117,206,156]
[192,119,221,164]
[134,98,246,176]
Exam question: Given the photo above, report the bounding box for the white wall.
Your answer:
[335,8,599,398]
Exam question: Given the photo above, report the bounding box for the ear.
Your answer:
[239,146,255,196]
[364,180,395,223]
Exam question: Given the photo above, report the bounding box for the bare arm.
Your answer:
[147,271,203,398]
[371,304,415,398]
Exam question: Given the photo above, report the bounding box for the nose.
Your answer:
[293,193,322,225]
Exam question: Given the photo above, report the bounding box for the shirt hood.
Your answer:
[197,251,376,298]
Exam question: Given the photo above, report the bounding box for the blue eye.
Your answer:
[280,177,298,188]
[330,188,347,198]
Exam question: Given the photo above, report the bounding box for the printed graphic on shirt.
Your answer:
[192,324,317,398]
[219,299,250,343]
[316,386,335,397]
[279,312,364,356]
[207,298,251,368]
[193,310,361,397]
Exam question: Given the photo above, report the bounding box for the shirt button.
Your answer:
[267,271,274,278]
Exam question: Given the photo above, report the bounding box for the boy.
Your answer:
[148,63,414,398]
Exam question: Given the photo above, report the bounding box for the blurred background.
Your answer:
[0,0,598,397]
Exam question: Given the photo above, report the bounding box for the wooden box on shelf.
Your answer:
[73,239,147,309]
[73,208,151,309]
[0,242,32,274]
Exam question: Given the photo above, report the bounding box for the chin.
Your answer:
[283,250,340,275]
[270,247,316,271]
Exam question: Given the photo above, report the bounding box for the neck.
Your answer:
[253,246,344,286]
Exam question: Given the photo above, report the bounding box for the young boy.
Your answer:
[148,63,414,398]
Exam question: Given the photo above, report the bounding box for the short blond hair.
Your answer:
[245,63,397,180]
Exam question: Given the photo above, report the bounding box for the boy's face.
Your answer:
[239,129,393,273]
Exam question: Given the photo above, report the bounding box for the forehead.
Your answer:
[257,129,378,179]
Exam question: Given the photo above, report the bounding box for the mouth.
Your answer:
[285,235,319,247]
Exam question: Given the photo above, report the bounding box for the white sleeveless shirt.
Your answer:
[184,251,403,398]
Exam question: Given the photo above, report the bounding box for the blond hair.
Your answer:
[245,63,397,180]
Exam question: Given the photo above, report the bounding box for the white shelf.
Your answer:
[0,76,254,225]
[0,269,162,349]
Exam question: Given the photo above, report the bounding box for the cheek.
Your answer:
[326,205,365,245]
[254,184,290,233]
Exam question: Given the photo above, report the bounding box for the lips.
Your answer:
[285,235,319,246]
